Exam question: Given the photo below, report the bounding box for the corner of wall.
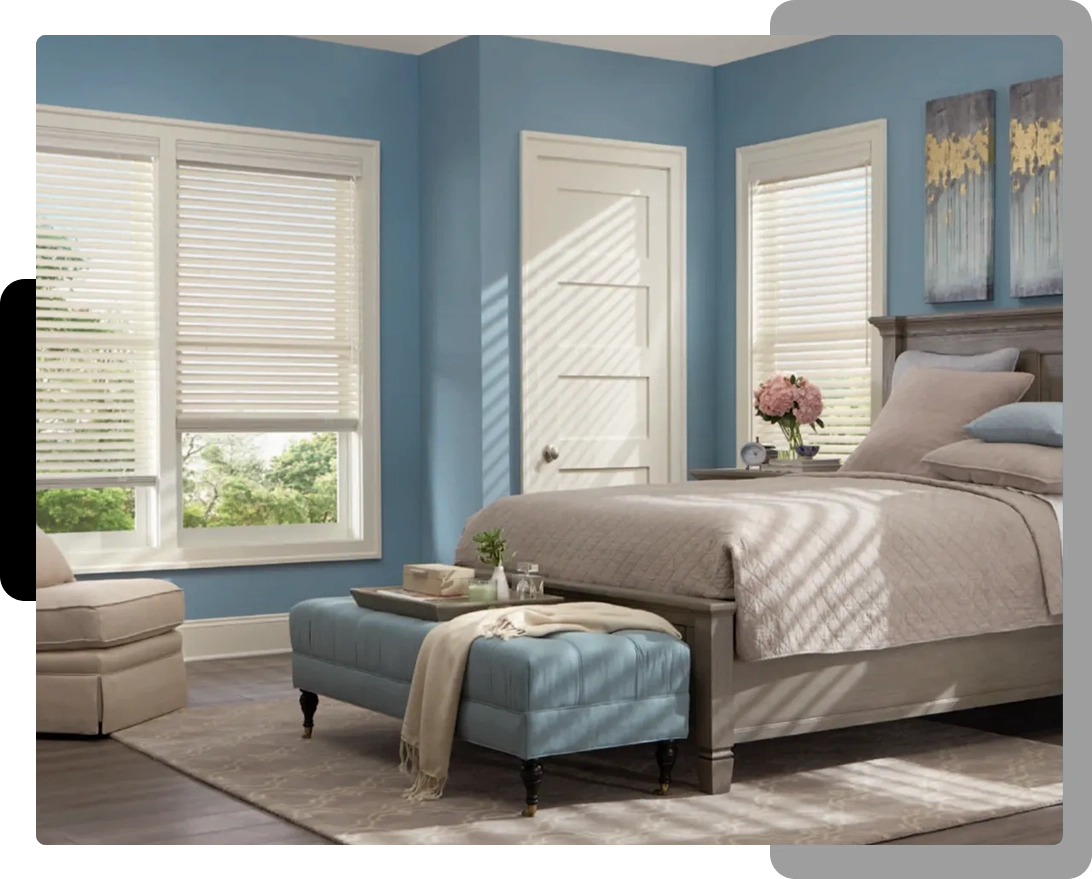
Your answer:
[419,37,486,562]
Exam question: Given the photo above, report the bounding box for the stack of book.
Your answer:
[763,457,841,473]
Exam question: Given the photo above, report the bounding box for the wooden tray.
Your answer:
[350,587,564,622]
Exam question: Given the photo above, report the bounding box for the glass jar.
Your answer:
[467,579,497,603]
[516,573,544,600]
[514,562,542,600]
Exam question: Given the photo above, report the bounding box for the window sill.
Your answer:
[64,540,382,577]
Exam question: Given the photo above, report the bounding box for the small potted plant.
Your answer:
[472,527,511,600]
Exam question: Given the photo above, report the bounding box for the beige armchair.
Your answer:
[36,527,187,735]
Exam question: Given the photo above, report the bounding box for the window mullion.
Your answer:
[156,135,180,553]
[338,431,355,537]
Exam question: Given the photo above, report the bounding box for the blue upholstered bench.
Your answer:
[289,596,691,815]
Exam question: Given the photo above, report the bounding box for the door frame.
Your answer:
[518,130,688,491]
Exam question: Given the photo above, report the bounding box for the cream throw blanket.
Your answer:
[399,601,682,801]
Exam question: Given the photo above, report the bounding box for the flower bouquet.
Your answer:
[753,374,825,459]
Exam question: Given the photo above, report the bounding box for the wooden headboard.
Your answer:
[870,306,1063,405]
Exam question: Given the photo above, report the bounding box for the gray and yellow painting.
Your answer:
[925,89,995,303]
[1010,75,1062,299]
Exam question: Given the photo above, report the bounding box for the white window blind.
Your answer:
[175,163,361,432]
[748,163,875,458]
[36,150,158,487]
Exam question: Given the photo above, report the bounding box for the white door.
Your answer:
[520,132,686,494]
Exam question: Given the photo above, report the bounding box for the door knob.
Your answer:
[542,444,560,463]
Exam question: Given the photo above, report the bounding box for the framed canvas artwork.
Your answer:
[1010,75,1063,299]
[924,89,995,303]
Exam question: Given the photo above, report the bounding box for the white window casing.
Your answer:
[36,106,381,573]
[735,120,887,462]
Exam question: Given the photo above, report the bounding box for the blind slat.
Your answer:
[748,163,874,459]
[36,151,158,484]
[175,162,361,433]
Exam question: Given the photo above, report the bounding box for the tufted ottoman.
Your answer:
[290,596,691,815]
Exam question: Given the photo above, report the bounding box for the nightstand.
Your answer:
[689,468,785,480]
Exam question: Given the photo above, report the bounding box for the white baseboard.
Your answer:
[180,613,291,662]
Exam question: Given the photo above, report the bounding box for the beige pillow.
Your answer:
[842,368,1034,477]
[922,439,1062,494]
[36,526,75,589]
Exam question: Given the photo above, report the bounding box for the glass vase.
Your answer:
[780,421,803,460]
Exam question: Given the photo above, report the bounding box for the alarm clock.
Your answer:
[740,441,775,469]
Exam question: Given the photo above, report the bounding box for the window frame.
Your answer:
[734,119,887,459]
[39,485,154,554]
[36,105,382,575]
[176,430,356,550]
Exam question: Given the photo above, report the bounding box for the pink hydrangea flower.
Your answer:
[793,378,824,426]
[755,374,795,418]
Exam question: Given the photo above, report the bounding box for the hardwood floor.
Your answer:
[37,657,330,846]
[36,655,1062,845]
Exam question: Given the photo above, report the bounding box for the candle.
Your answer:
[467,580,496,603]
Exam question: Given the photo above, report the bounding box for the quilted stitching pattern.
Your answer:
[454,475,1061,662]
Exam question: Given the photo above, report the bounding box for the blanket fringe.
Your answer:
[404,770,446,801]
[481,618,523,641]
[399,738,446,800]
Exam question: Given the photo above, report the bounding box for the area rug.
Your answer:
[113,698,1062,845]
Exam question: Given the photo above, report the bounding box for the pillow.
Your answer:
[891,347,1020,389]
[922,439,1062,494]
[965,401,1063,447]
[842,367,1034,477]
[36,526,75,589]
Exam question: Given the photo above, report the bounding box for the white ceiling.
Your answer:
[304,35,823,66]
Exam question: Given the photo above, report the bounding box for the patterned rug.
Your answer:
[113,697,1062,845]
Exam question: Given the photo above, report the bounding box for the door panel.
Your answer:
[521,134,683,494]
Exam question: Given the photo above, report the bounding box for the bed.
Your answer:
[456,306,1063,795]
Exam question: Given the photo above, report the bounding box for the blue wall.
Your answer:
[416,36,718,561]
[36,35,423,619]
[37,35,1065,613]
[714,35,1064,465]
[419,38,485,564]
[473,36,717,543]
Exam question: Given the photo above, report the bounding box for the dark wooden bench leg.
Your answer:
[299,690,319,739]
[655,740,677,795]
[520,759,544,817]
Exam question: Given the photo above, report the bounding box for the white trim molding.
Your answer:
[36,104,383,573]
[66,542,381,577]
[180,613,291,662]
[37,104,379,152]
[735,119,887,460]
[518,130,688,487]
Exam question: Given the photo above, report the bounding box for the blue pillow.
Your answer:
[965,402,1063,447]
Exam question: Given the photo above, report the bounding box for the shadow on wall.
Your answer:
[482,275,510,509]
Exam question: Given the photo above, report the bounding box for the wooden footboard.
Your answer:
[544,580,738,795]
[544,579,1063,796]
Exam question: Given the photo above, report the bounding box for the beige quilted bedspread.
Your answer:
[454,473,1062,661]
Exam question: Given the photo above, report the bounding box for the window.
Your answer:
[36,149,158,553]
[36,106,381,572]
[736,120,886,460]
